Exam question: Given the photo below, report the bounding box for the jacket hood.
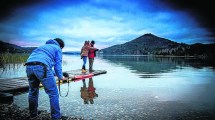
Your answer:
[46,39,60,47]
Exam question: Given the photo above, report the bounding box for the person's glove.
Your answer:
[60,76,67,83]
[81,56,83,59]
[61,72,69,82]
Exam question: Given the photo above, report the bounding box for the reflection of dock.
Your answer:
[0,70,107,92]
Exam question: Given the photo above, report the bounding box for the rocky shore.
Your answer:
[0,103,80,120]
[0,103,53,120]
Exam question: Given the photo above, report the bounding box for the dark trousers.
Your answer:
[89,58,94,71]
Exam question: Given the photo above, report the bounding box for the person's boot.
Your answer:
[84,66,87,72]
[89,68,94,72]
[89,67,92,72]
[81,66,85,72]
[82,66,87,73]
[82,69,87,73]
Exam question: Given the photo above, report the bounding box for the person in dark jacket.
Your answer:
[25,38,66,120]
[88,40,98,72]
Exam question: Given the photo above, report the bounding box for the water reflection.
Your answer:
[0,59,69,78]
[11,55,215,119]
[2,55,214,79]
[81,79,88,104]
[80,78,98,104]
[100,56,215,78]
[0,63,26,78]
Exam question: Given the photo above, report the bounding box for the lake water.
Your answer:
[1,55,215,119]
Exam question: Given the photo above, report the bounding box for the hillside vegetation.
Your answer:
[100,33,215,58]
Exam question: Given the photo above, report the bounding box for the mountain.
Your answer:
[99,33,215,58]
[63,51,80,55]
[0,41,37,53]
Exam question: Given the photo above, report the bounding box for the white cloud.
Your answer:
[0,0,213,51]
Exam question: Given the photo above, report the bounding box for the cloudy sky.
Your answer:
[0,0,214,51]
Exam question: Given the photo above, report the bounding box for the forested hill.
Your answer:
[99,33,215,58]
[0,41,37,53]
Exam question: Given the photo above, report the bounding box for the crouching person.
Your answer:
[25,38,66,120]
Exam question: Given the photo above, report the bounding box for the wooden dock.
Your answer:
[0,70,107,92]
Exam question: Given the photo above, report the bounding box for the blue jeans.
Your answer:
[82,56,87,67]
[26,65,61,120]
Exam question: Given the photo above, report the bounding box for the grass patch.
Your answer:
[0,53,29,66]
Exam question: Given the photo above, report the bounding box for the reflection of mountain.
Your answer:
[101,56,181,74]
[100,56,215,78]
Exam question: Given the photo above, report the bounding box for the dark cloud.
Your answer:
[163,0,215,38]
[0,0,90,21]
[0,0,47,21]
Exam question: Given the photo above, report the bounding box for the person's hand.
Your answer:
[61,76,67,82]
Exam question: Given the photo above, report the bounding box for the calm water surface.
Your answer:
[2,55,215,119]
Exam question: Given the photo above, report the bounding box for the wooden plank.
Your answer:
[0,83,28,87]
[0,87,29,92]
[0,81,28,85]
[0,69,107,92]
[0,81,29,85]
[0,86,27,90]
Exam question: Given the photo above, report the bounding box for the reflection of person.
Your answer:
[80,79,89,104]
[88,40,99,72]
[25,38,66,119]
[80,41,98,73]
[88,77,98,104]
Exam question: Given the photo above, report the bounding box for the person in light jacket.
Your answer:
[25,38,66,120]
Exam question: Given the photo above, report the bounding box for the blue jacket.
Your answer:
[27,39,63,79]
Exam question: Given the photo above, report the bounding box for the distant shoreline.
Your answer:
[96,54,196,57]
[63,53,212,59]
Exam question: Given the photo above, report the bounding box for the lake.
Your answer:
[1,55,215,119]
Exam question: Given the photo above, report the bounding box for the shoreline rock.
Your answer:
[0,103,50,120]
[0,103,81,120]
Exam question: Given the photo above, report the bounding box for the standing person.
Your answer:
[80,41,90,73]
[88,40,98,72]
[25,38,66,120]
[80,41,97,73]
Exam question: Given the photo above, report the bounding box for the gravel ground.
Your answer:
[0,103,82,120]
[1,102,215,120]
